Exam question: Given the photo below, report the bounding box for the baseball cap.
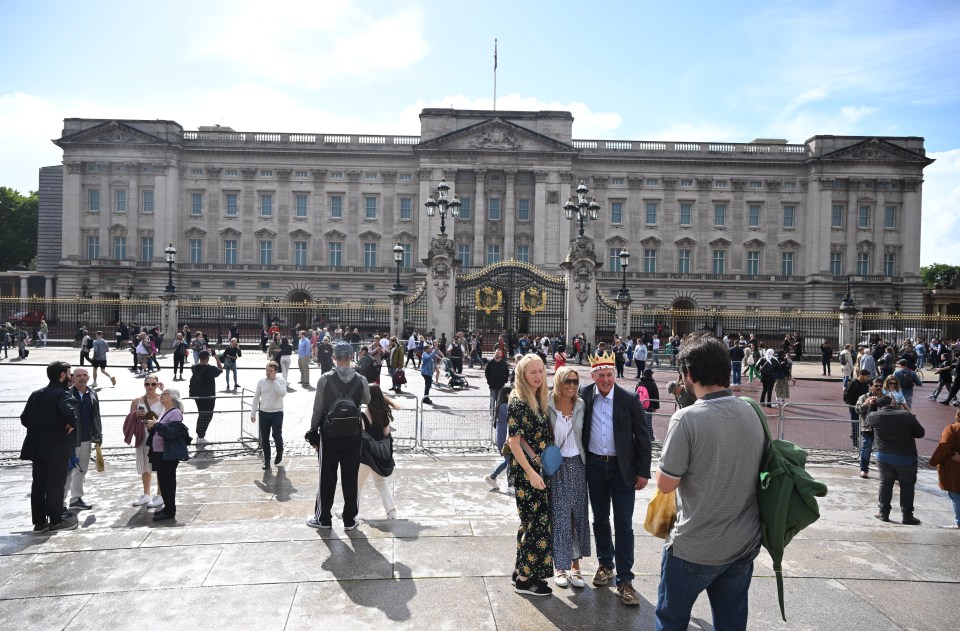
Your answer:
[333,342,354,357]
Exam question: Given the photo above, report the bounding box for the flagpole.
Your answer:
[493,38,498,111]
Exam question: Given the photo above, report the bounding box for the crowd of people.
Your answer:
[16,318,960,628]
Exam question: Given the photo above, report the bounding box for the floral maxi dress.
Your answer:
[508,398,554,580]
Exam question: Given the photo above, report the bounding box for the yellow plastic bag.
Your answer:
[644,489,677,539]
[95,443,105,473]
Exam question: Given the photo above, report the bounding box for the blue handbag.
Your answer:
[519,438,563,477]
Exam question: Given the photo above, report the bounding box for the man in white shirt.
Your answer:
[250,361,287,470]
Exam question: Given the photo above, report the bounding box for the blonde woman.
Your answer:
[507,354,554,597]
[547,365,589,588]
[128,377,164,509]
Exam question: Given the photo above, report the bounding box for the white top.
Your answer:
[252,376,287,413]
[553,411,579,457]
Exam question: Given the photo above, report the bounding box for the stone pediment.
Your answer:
[857,239,874,249]
[324,229,347,239]
[675,237,698,247]
[709,237,731,247]
[56,120,170,147]
[744,238,766,248]
[218,227,241,237]
[254,228,277,238]
[640,236,663,247]
[819,137,933,165]
[605,236,628,247]
[778,239,801,249]
[359,230,381,240]
[416,118,575,154]
[184,227,207,237]
[289,229,312,239]
[393,231,416,242]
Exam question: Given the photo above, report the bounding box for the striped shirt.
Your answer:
[658,390,765,565]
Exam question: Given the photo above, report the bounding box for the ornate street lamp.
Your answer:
[423,180,461,235]
[163,243,177,294]
[617,248,631,300]
[564,181,601,238]
[393,243,405,291]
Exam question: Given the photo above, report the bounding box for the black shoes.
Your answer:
[422,396,432,405]
[49,518,78,532]
[70,498,93,510]
[514,577,552,597]
[274,451,282,465]
[875,512,890,522]
[902,515,921,526]
[262,463,270,470]
[153,511,175,522]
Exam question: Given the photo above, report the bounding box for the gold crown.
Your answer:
[589,350,616,371]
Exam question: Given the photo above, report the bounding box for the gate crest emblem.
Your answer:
[476,286,503,314]
[520,287,547,315]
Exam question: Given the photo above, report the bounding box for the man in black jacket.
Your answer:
[843,369,872,449]
[190,350,223,445]
[580,351,652,607]
[20,361,80,532]
[866,395,926,525]
[484,349,510,421]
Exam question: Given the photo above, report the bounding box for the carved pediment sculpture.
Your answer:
[55,120,170,147]
[418,118,575,154]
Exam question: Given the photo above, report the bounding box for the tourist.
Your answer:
[484,386,514,494]
[146,388,191,522]
[222,337,242,391]
[928,409,960,528]
[250,360,286,470]
[189,350,223,446]
[358,384,399,519]
[128,376,164,509]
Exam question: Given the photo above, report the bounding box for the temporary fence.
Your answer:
[0,390,255,454]
[1,392,942,458]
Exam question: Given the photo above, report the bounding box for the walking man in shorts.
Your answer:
[90,331,117,388]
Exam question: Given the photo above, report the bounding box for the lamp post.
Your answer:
[393,243,404,291]
[163,243,177,294]
[616,248,630,300]
[564,181,601,238]
[423,180,461,235]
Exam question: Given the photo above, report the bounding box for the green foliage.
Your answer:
[920,263,960,288]
[0,187,39,271]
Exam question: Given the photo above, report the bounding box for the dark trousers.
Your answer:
[878,459,918,517]
[31,457,69,526]
[405,349,418,367]
[945,379,960,403]
[316,435,361,524]
[452,357,463,373]
[423,375,433,397]
[259,411,284,464]
[760,378,775,405]
[822,357,831,375]
[636,360,645,378]
[155,459,179,517]
[195,396,217,438]
[586,455,636,584]
[615,360,625,378]
[173,354,185,376]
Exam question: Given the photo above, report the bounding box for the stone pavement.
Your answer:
[1,347,959,630]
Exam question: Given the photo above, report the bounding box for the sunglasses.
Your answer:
[562,378,580,385]
[145,382,159,386]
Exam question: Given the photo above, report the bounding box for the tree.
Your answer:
[919,263,960,288]
[0,187,39,271]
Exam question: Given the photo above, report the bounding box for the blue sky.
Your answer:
[2,0,958,264]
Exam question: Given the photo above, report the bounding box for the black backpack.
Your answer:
[323,375,364,439]
[760,357,778,378]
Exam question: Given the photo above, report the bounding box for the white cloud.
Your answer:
[839,105,877,123]
[185,1,429,88]
[395,93,623,138]
[920,149,960,266]
[782,86,828,116]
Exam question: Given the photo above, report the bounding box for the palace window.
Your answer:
[363,243,377,267]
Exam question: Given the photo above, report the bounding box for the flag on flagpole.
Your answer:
[494,39,498,71]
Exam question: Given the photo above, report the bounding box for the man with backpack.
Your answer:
[655,333,766,630]
[306,342,370,530]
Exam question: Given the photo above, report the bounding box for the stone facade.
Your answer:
[49,109,933,311]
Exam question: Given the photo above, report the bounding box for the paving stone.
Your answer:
[841,578,960,631]
[0,594,92,631]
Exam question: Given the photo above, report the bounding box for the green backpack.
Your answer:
[742,397,828,621]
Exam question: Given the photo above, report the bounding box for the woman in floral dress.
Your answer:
[506,354,554,597]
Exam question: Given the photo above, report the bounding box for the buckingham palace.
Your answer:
[41,108,932,313]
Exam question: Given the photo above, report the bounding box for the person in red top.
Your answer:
[554,345,567,370]
[268,321,280,336]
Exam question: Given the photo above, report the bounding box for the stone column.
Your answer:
[389,289,406,339]
[19,274,29,298]
[423,234,458,340]
[560,237,601,343]
[533,171,548,265]
[162,292,179,344]
[615,295,632,340]
[417,168,434,263]
[504,170,516,260]
[838,291,859,350]
[44,276,54,299]
[473,169,487,266]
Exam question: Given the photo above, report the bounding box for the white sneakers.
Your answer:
[195,437,209,446]
[484,474,498,489]
[147,495,164,508]
[386,508,397,519]
[132,494,151,506]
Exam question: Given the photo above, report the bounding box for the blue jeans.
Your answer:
[656,545,758,631]
[859,431,874,472]
[491,456,509,479]
[949,491,960,526]
[586,456,635,584]
[731,361,742,385]
[224,362,238,388]
[489,387,501,419]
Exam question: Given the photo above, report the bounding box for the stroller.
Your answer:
[442,357,468,390]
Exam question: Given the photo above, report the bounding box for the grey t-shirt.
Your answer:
[658,390,765,565]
